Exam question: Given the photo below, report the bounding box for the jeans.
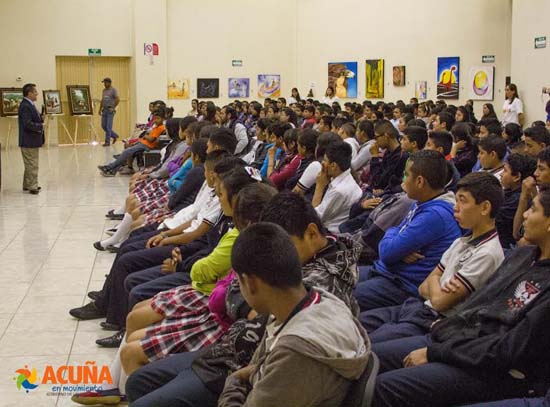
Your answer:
[106,144,148,171]
[101,109,119,144]
[126,351,218,407]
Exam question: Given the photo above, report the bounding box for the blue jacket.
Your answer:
[167,157,193,193]
[18,98,44,148]
[259,146,282,178]
[375,191,461,294]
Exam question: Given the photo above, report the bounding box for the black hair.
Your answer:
[278,97,287,105]
[232,222,302,288]
[316,131,341,159]
[224,106,238,121]
[482,103,498,120]
[374,119,400,139]
[429,131,453,156]
[304,105,315,114]
[538,147,550,166]
[479,134,507,160]
[438,112,455,131]
[291,87,302,102]
[220,166,265,204]
[479,118,502,136]
[332,117,350,130]
[256,118,272,131]
[456,172,504,218]
[205,101,217,122]
[249,101,262,116]
[320,115,335,129]
[22,83,36,97]
[271,123,292,139]
[213,156,246,175]
[503,123,523,145]
[199,124,218,139]
[507,83,519,102]
[209,127,238,153]
[451,122,474,148]
[524,126,550,145]
[179,115,198,132]
[456,106,471,122]
[507,153,537,181]
[282,107,298,126]
[298,129,318,157]
[152,107,168,119]
[165,118,182,140]
[340,122,356,138]
[401,113,415,125]
[325,140,352,172]
[205,150,231,169]
[403,126,428,150]
[283,128,299,153]
[260,191,325,238]
[406,119,427,128]
[408,150,448,190]
[190,138,208,163]
[357,120,374,140]
[233,183,278,230]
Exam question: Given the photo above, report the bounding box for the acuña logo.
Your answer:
[14,361,112,394]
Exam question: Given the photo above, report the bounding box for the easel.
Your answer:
[44,113,72,147]
[73,114,99,145]
[2,115,19,150]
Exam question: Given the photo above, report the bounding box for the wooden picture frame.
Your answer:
[0,87,24,117]
[66,85,93,115]
[43,90,62,115]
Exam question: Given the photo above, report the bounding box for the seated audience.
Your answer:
[268,128,302,189]
[351,119,376,171]
[523,125,550,157]
[478,134,507,182]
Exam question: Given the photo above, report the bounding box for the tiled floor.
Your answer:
[0,145,128,406]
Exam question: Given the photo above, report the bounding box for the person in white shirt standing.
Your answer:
[502,83,524,127]
[312,141,362,233]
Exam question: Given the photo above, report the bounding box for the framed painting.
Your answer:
[365,59,384,99]
[197,78,219,99]
[167,79,190,100]
[415,81,427,100]
[257,75,281,98]
[43,90,62,114]
[328,62,358,98]
[468,66,495,101]
[228,78,250,98]
[393,66,406,86]
[67,85,93,115]
[0,88,24,117]
[437,57,460,99]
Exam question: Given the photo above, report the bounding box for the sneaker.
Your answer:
[71,388,125,405]
[102,143,110,147]
[87,290,102,301]
[96,329,125,348]
[100,168,116,177]
[69,302,106,320]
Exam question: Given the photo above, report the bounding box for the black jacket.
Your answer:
[428,245,550,385]
[18,98,44,148]
[368,146,408,190]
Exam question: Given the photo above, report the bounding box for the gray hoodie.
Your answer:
[218,289,371,407]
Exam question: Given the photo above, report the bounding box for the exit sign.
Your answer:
[482,55,495,63]
[535,36,547,49]
[88,48,102,56]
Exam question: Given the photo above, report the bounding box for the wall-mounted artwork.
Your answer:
[43,90,62,114]
[392,66,406,86]
[257,75,281,98]
[415,81,428,100]
[167,79,190,100]
[66,85,93,115]
[197,78,219,99]
[228,78,250,98]
[437,57,460,99]
[468,66,495,101]
[0,88,23,116]
[365,59,384,99]
[328,62,357,98]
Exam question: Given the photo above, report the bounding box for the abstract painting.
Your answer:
[328,62,357,98]
[228,78,250,98]
[365,59,384,99]
[197,78,219,99]
[468,66,494,101]
[66,85,92,115]
[257,75,280,98]
[437,57,460,99]
[392,66,406,86]
[167,79,190,100]
[0,88,23,116]
[415,81,428,100]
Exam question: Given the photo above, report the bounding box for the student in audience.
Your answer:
[372,187,550,407]
[279,107,298,128]
[98,108,167,176]
[312,141,362,233]
[248,118,272,169]
[351,119,376,171]
[481,103,498,120]
[260,122,291,177]
[284,129,318,190]
[478,118,503,139]
[400,126,428,154]
[368,120,409,193]
[338,122,359,159]
[523,126,549,157]
[268,128,302,189]
[220,106,248,155]
[498,153,537,249]
[478,134,507,182]
[300,105,316,129]
[502,122,523,150]
[455,106,471,123]
[361,172,504,342]
[318,115,334,132]
[425,130,461,191]
[432,111,454,132]
[353,150,461,311]
[217,222,369,407]
[450,122,478,177]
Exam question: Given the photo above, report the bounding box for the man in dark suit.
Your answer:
[18,83,44,194]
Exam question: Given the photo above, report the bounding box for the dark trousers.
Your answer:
[106,144,148,171]
[353,266,415,312]
[126,351,218,407]
[359,297,437,343]
[125,266,191,309]
[339,210,370,233]
[465,399,548,407]
[372,335,530,407]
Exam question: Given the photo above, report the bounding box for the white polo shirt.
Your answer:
[502,98,523,126]
[426,229,504,316]
[296,161,322,192]
[315,169,362,233]
[343,137,360,160]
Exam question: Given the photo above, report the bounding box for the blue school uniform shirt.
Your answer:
[167,157,193,193]
[259,145,282,178]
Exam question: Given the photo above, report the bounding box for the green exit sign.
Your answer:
[88,48,102,56]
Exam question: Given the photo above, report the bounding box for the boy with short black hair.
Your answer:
[401,126,428,153]
[207,127,238,154]
[351,119,376,171]
[425,130,461,191]
[218,222,370,407]
[361,172,504,342]
[432,112,454,131]
[300,105,316,129]
[318,115,334,132]
[478,134,507,181]
[478,118,502,138]
[523,125,550,157]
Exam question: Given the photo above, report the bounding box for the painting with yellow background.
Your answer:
[167,79,190,100]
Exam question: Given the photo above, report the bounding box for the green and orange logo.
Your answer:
[14,366,39,393]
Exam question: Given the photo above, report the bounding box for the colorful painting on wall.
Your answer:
[43,90,62,114]
[328,62,357,99]
[392,66,406,86]
[468,66,494,101]
[167,79,190,100]
[365,59,384,99]
[228,78,250,98]
[197,78,219,99]
[0,88,24,116]
[257,75,281,98]
[415,81,428,100]
[437,57,460,99]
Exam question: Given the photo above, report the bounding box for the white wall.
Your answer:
[511,0,550,124]
[296,0,513,118]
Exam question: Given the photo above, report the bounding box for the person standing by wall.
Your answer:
[18,83,44,194]
[502,83,524,127]
[99,77,120,146]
